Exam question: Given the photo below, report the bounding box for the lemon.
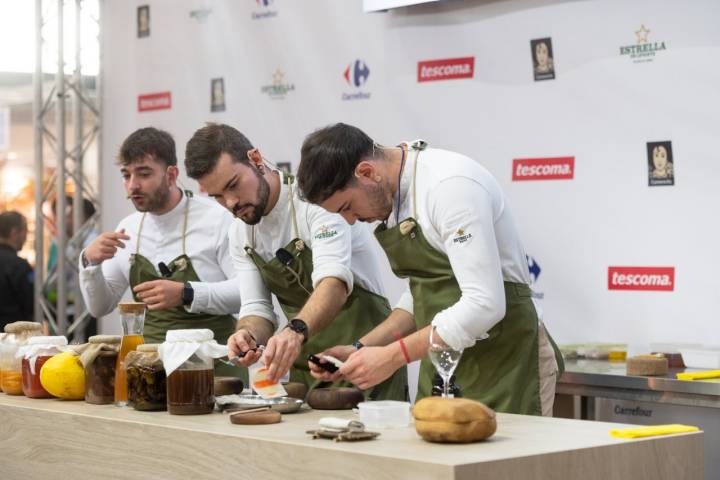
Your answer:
[40,351,86,400]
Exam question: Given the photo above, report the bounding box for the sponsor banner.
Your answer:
[608,267,675,291]
[512,156,574,181]
[647,140,674,187]
[342,59,371,101]
[138,92,172,112]
[252,0,278,20]
[261,69,294,99]
[531,37,555,81]
[620,25,666,64]
[417,57,474,82]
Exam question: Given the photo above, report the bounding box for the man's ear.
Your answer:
[354,160,379,183]
[247,148,263,167]
[167,165,180,184]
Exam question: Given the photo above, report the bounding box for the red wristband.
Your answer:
[392,331,411,364]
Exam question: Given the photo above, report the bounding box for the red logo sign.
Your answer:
[138,92,172,112]
[512,157,575,181]
[417,57,474,82]
[608,267,675,291]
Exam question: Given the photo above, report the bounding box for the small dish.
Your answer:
[216,394,304,414]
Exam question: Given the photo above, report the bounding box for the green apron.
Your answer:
[374,141,564,415]
[128,191,240,377]
[244,175,407,401]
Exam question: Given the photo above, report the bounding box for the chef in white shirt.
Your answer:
[183,123,407,399]
[297,123,564,416]
[79,127,240,346]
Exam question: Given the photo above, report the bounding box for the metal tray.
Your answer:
[216,394,304,414]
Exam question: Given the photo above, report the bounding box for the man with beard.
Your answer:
[296,123,564,416]
[79,127,240,347]
[183,123,407,400]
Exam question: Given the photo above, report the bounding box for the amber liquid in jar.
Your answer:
[1,370,24,395]
[21,356,53,398]
[86,351,118,404]
[114,334,144,405]
[167,369,214,415]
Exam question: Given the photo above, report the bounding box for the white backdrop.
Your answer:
[100,0,720,354]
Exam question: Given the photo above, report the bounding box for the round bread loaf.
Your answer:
[283,382,308,400]
[413,397,497,443]
[306,387,364,410]
[214,377,244,396]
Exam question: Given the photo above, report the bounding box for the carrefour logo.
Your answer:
[344,60,370,87]
[252,0,277,19]
[342,59,371,101]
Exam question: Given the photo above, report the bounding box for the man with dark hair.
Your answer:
[79,127,241,350]
[0,211,34,329]
[184,123,406,399]
[296,123,563,416]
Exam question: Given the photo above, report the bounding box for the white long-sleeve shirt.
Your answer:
[79,191,241,318]
[389,143,531,351]
[228,172,386,328]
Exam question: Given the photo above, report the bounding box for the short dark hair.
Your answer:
[185,123,255,180]
[118,127,177,167]
[51,196,96,221]
[0,211,26,238]
[297,123,374,204]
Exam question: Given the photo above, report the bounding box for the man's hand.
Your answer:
[227,329,261,367]
[132,279,184,310]
[261,327,304,383]
[308,344,357,382]
[84,229,130,265]
[339,345,404,391]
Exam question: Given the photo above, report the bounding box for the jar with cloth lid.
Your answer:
[126,344,166,411]
[0,322,43,395]
[79,335,121,404]
[18,336,67,398]
[115,302,146,406]
[159,329,228,415]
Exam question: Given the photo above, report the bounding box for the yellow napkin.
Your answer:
[610,424,699,439]
[676,370,720,381]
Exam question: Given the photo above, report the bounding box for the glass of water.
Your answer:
[428,326,463,398]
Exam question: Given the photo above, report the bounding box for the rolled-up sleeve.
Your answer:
[228,222,278,327]
[306,207,354,293]
[394,288,414,315]
[428,178,506,351]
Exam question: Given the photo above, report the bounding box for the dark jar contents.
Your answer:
[85,351,118,404]
[21,356,54,398]
[167,369,214,415]
[127,363,167,411]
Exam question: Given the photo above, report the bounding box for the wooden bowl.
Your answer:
[306,387,364,410]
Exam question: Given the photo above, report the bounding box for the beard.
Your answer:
[358,180,394,223]
[232,168,270,225]
[130,180,172,213]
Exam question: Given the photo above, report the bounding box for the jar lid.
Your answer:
[89,335,122,344]
[136,343,159,353]
[27,335,68,346]
[4,321,43,334]
[117,302,146,314]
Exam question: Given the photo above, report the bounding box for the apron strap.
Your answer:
[408,140,426,219]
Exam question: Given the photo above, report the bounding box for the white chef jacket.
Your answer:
[388,143,532,351]
[79,191,240,317]
[228,172,386,328]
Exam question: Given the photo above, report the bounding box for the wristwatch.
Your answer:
[182,282,194,307]
[81,251,95,268]
[285,318,309,344]
[352,340,365,351]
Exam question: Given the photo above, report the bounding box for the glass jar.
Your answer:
[126,344,167,411]
[84,335,121,405]
[0,322,43,395]
[167,352,214,415]
[20,336,68,398]
[114,302,146,406]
